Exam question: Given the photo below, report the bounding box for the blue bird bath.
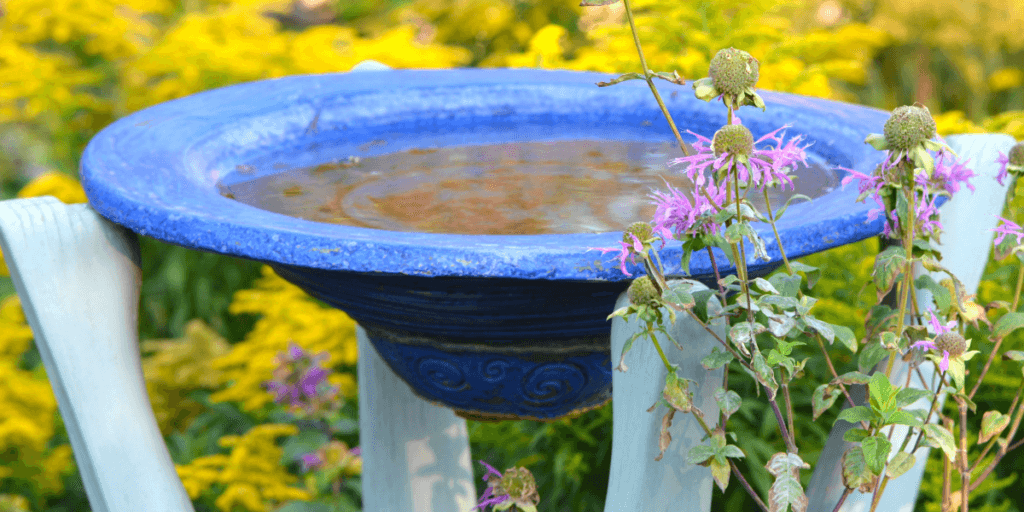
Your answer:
[80,69,889,421]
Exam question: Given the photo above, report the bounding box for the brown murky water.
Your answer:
[220,140,837,235]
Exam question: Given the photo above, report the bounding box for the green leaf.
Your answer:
[859,341,889,374]
[693,77,719,102]
[715,388,742,419]
[812,384,840,420]
[886,452,915,479]
[947,358,967,391]
[864,133,888,150]
[915,275,952,314]
[885,410,922,427]
[923,424,957,462]
[873,245,907,302]
[596,72,645,87]
[833,325,857,352]
[993,312,1024,339]
[835,371,872,385]
[607,305,631,320]
[843,428,870,443]
[842,446,877,492]
[663,287,695,310]
[1004,350,1024,362]
[702,348,734,370]
[789,261,821,290]
[721,445,745,459]
[803,316,835,344]
[751,351,778,394]
[753,277,779,294]
[837,406,874,425]
[692,289,716,323]
[664,370,695,413]
[868,372,897,413]
[980,410,1011,444]
[861,435,892,475]
[616,331,641,372]
[773,194,812,221]
[687,444,717,465]
[895,388,932,409]
[765,452,810,512]
[769,273,802,297]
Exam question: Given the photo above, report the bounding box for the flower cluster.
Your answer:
[264,342,340,418]
[475,461,540,512]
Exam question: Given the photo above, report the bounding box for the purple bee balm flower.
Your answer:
[589,234,645,277]
[930,150,976,194]
[996,151,1012,186]
[926,309,956,335]
[909,338,950,372]
[300,452,323,472]
[475,460,511,511]
[840,167,887,222]
[650,179,727,239]
[669,121,810,192]
[993,216,1024,247]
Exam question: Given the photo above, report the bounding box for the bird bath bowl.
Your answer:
[81,69,888,421]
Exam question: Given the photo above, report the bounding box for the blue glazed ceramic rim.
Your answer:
[81,69,891,281]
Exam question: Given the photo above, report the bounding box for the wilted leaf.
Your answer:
[980,411,1011,444]
[663,371,694,413]
[596,72,645,87]
[710,456,731,492]
[842,446,877,493]
[765,452,810,512]
[580,0,620,5]
[715,388,742,419]
[886,452,915,479]
[655,409,674,461]
[812,384,840,420]
[873,246,907,302]
[702,348,734,370]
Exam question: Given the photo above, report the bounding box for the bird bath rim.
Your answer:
[80,68,890,283]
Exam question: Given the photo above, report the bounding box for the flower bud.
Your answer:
[627,276,660,307]
[933,331,966,358]
[712,124,754,157]
[708,48,759,96]
[883,105,937,152]
[623,221,653,246]
[1010,142,1024,167]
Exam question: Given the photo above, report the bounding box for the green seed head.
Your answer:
[708,48,760,96]
[623,222,653,246]
[712,124,755,157]
[627,276,660,307]
[883,105,937,152]
[934,331,966,358]
[499,467,539,505]
[1009,142,1024,167]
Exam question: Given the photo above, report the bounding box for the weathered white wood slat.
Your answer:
[0,197,195,512]
[806,133,1016,512]
[605,283,725,512]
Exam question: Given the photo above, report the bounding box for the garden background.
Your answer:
[1,0,1024,510]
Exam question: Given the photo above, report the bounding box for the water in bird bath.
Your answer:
[219,139,839,235]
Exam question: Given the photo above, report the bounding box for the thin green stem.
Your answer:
[886,189,917,378]
[620,0,690,157]
[1013,263,1024,312]
[648,327,675,373]
[763,188,793,274]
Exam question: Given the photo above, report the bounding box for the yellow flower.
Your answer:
[211,266,358,412]
[16,172,88,204]
[176,424,310,512]
[142,319,232,433]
